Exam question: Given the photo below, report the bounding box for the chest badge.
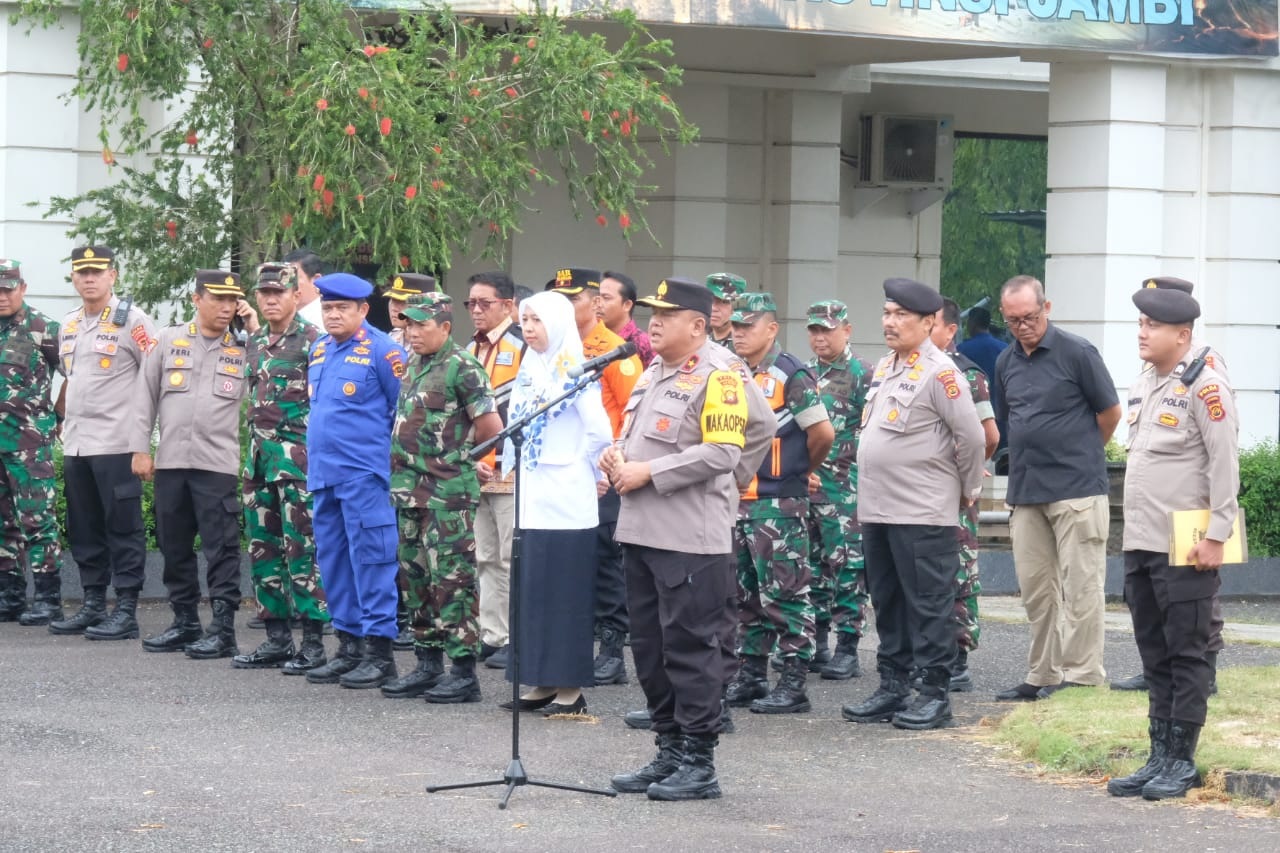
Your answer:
[98,357,111,369]
[656,417,671,433]
[1158,413,1180,427]
[169,372,184,386]
[887,408,900,423]
[343,381,357,396]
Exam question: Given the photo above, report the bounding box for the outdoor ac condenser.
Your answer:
[857,114,955,190]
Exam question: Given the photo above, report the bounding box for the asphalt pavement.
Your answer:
[3,598,1280,852]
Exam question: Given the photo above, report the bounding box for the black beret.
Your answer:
[883,278,943,315]
[1133,287,1200,324]
[1141,276,1194,295]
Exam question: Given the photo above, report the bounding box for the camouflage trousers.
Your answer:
[953,502,982,651]
[0,444,61,578]
[808,499,868,638]
[734,499,815,661]
[398,506,480,660]
[243,478,328,622]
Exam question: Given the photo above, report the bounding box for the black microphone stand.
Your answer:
[426,371,617,809]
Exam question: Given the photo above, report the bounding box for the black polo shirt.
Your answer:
[995,323,1118,505]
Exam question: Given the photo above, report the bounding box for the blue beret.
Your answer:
[883,278,943,315]
[317,272,373,301]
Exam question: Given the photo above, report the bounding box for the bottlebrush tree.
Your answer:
[16,1,696,305]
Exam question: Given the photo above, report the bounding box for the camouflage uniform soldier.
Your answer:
[803,300,872,681]
[381,291,502,703]
[932,298,1000,692]
[0,260,64,625]
[724,292,833,715]
[232,263,330,673]
[705,273,745,352]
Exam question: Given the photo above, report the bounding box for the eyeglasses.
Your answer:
[463,298,505,311]
[1002,309,1044,329]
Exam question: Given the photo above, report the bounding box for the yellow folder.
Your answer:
[1168,509,1247,566]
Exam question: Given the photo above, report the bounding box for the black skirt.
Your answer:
[507,528,597,688]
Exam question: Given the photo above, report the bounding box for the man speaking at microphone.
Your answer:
[549,268,643,686]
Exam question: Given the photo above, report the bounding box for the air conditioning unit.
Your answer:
[858,114,954,190]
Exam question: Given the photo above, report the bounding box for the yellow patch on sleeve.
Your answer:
[701,370,748,447]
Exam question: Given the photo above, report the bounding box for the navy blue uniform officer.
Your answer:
[304,273,409,689]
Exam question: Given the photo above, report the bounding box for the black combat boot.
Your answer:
[48,585,107,635]
[1142,721,1202,800]
[1206,650,1219,696]
[231,618,295,668]
[381,646,444,698]
[593,626,628,685]
[821,632,862,680]
[724,656,769,707]
[0,571,25,621]
[18,573,63,626]
[1107,718,1171,797]
[424,655,482,703]
[1109,672,1148,691]
[85,588,140,641]
[647,733,721,801]
[185,599,239,659]
[892,666,953,730]
[809,620,833,671]
[340,635,399,689]
[842,664,911,722]
[611,732,684,793]
[142,602,203,652]
[949,650,974,693]
[624,708,652,729]
[306,630,364,683]
[750,656,811,714]
[282,619,328,675]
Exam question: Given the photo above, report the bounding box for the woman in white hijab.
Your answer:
[499,291,613,715]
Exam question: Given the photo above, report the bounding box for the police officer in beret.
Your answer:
[303,273,408,690]
[1108,281,1239,801]
[602,277,773,801]
[1110,276,1228,695]
[0,259,64,626]
[132,270,249,659]
[50,247,157,640]
[843,279,985,731]
[704,273,746,352]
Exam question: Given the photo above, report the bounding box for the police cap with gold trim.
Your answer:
[636,277,712,317]
[883,277,943,315]
[71,245,114,272]
[386,273,435,302]
[195,269,244,297]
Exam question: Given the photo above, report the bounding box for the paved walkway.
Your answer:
[982,595,1280,645]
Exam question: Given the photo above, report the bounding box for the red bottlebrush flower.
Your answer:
[661,95,670,104]
[619,213,632,229]
[601,129,610,138]
[126,8,139,21]
[512,54,521,66]
[369,98,380,111]
[355,194,365,204]
[387,173,397,182]
[379,117,392,136]
[116,53,129,72]
[374,46,389,55]
[202,38,213,49]
[358,87,369,99]
[505,87,518,99]
[620,121,632,137]
[582,109,591,121]
[344,123,356,136]
[165,220,177,240]
[431,179,445,191]
[462,116,470,125]
[101,146,116,165]
[611,110,620,120]
[404,185,417,200]
[529,167,538,177]
[400,255,411,268]
[312,201,323,212]
[316,98,328,111]
[596,214,608,227]
[313,174,325,191]
[432,145,442,155]
[363,45,376,57]
[185,131,198,146]
[488,221,499,233]
[281,213,293,228]
[469,88,481,98]
[322,190,335,207]
[297,165,310,177]
[526,38,536,49]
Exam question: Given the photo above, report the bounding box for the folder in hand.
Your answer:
[1167,509,1247,566]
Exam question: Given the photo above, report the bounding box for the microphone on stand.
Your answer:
[568,341,638,378]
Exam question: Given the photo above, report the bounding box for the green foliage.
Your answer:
[1239,441,1280,558]
[13,1,696,308]
[1104,439,1127,463]
[941,137,1048,312]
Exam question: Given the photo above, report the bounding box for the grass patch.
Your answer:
[994,666,1280,782]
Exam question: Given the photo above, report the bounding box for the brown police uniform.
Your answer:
[132,275,247,617]
[615,295,773,738]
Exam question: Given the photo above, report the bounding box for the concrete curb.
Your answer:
[1223,771,1280,804]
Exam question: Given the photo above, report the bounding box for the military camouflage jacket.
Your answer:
[390,337,497,511]
[243,315,319,482]
[808,344,872,504]
[0,305,62,451]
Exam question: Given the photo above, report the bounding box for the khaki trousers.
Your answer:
[1010,495,1109,686]
[475,492,513,648]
